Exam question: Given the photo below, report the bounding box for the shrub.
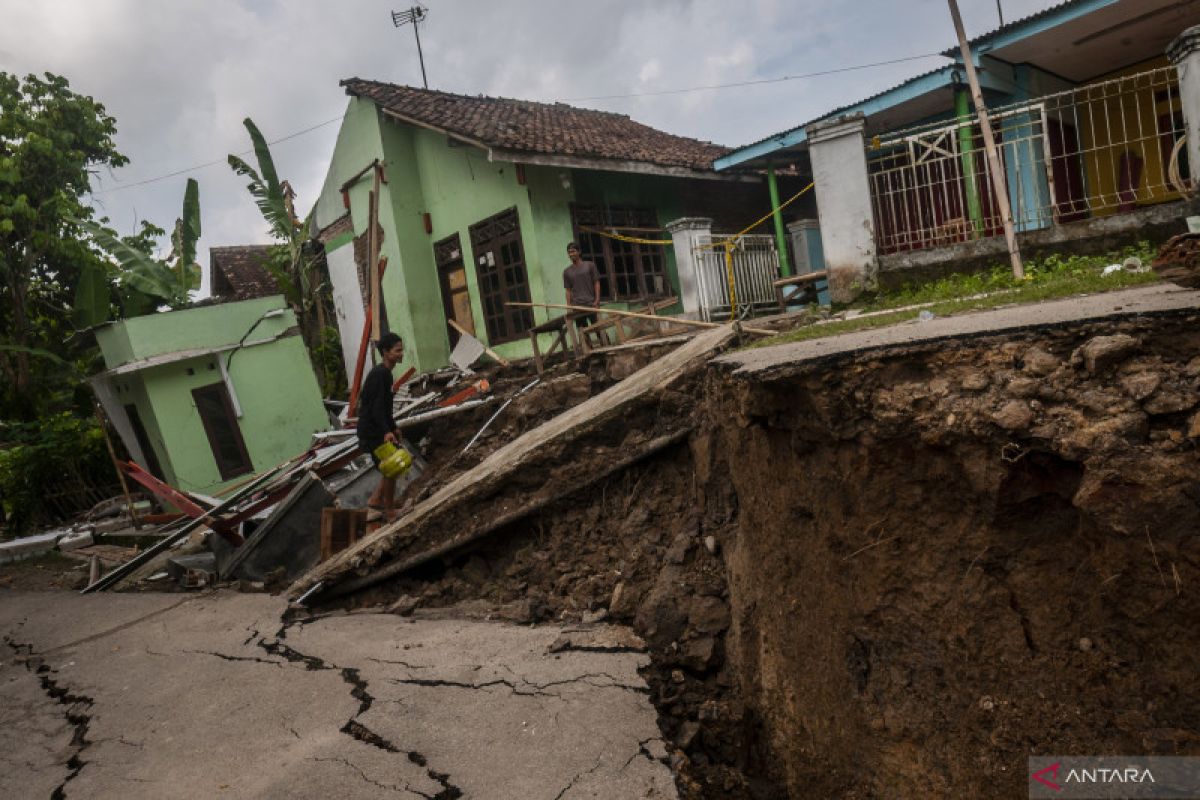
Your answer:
[0,413,116,534]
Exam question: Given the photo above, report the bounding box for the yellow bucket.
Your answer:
[372,442,413,479]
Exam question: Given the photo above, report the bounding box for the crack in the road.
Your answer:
[386,671,649,698]
[3,637,93,800]
[621,737,661,770]
[185,649,284,667]
[252,624,463,799]
[551,755,604,800]
[308,755,412,795]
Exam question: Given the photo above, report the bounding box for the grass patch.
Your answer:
[749,242,1162,349]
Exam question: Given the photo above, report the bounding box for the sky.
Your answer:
[1,0,1059,293]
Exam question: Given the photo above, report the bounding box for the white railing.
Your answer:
[867,65,1187,255]
[694,234,780,321]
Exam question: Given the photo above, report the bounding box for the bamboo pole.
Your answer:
[505,301,775,337]
[92,402,140,529]
[948,0,1024,279]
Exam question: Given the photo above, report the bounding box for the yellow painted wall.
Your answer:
[1076,56,1183,216]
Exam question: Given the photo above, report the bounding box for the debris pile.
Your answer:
[1153,231,1200,288]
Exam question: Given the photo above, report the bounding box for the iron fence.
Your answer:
[693,234,781,321]
[867,65,1187,255]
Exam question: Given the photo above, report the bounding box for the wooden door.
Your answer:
[467,208,533,344]
[434,234,474,346]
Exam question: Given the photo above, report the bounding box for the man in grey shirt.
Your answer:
[563,242,601,327]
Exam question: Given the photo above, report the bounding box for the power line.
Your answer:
[560,52,946,102]
[88,115,343,195]
[85,50,948,196]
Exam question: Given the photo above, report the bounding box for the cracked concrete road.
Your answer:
[0,590,677,800]
[722,283,1200,376]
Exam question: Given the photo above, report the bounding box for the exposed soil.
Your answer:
[335,312,1200,797]
[707,313,1200,797]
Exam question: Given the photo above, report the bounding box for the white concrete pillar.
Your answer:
[1168,25,1200,187]
[664,217,713,317]
[804,114,876,302]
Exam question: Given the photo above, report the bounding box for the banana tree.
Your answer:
[228,118,306,305]
[228,117,341,394]
[73,178,203,326]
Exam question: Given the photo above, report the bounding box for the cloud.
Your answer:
[0,0,1062,294]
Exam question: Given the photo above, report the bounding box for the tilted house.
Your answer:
[310,79,782,376]
[91,250,329,495]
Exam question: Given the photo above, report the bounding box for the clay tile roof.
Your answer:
[341,78,730,172]
[209,245,279,301]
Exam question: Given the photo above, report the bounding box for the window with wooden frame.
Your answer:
[191,383,253,480]
[570,205,669,302]
[467,207,534,344]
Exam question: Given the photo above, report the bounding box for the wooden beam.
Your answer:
[338,158,382,193]
[505,300,775,337]
[289,325,737,603]
[322,429,691,600]
[948,0,1024,280]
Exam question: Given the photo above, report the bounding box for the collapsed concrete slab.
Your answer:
[289,325,737,603]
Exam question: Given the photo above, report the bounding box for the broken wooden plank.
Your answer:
[323,429,689,600]
[288,324,736,602]
[448,318,510,366]
[507,300,776,336]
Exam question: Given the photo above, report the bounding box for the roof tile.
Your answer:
[209,245,278,302]
[341,78,729,172]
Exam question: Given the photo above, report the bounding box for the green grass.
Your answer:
[748,242,1162,349]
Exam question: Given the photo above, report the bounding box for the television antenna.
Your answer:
[391,5,429,89]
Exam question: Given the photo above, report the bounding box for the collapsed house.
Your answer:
[90,293,329,497]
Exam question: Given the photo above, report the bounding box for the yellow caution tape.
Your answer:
[698,181,815,251]
[577,180,815,252]
[573,226,672,245]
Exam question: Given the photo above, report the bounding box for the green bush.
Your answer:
[0,412,115,534]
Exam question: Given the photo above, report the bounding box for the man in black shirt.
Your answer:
[357,332,405,521]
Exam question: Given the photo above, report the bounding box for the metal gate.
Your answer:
[694,234,781,321]
[867,65,1185,255]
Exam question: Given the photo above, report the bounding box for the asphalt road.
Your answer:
[0,591,676,800]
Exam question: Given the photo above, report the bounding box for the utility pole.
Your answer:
[947,0,1024,279]
[391,5,429,89]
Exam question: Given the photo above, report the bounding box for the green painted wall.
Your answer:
[397,127,580,366]
[97,302,329,495]
[133,335,326,494]
[108,372,174,485]
[314,98,387,232]
[96,295,297,367]
[314,103,699,372]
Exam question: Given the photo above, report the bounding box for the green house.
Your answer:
[311,78,767,376]
[92,294,330,495]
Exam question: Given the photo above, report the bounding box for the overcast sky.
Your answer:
[2,0,1057,293]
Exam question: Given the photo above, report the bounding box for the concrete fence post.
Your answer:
[664,217,713,318]
[804,113,877,302]
[1168,25,1200,188]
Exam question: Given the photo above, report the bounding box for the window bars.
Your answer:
[867,65,1186,256]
